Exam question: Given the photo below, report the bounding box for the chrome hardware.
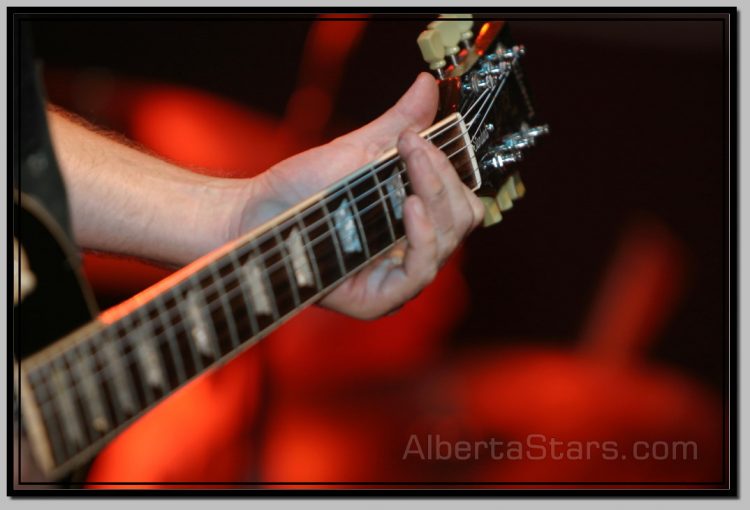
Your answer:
[501,123,550,150]
[478,59,512,77]
[482,124,549,172]
[462,71,497,95]
[482,148,524,171]
[523,124,550,139]
[499,44,526,60]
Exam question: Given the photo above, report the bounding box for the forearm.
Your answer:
[47,108,256,266]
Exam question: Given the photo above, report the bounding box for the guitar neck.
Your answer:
[19,112,479,478]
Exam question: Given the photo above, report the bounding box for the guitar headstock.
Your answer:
[418,14,549,226]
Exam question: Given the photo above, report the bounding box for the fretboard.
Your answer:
[19,112,479,478]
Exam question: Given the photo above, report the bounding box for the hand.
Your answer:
[236,73,484,319]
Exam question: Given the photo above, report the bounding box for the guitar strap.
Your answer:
[16,24,73,243]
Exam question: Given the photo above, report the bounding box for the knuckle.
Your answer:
[465,202,479,231]
[440,221,458,245]
[429,177,447,201]
[422,263,438,286]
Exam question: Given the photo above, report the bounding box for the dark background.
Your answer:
[30,14,728,391]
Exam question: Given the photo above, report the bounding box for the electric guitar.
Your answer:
[13,16,548,482]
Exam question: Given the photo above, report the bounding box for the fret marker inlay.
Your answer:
[184,290,216,358]
[387,167,407,220]
[286,227,314,287]
[242,257,273,315]
[134,325,167,390]
[333,198,362,253]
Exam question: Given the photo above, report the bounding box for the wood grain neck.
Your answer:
[18,112,479,479]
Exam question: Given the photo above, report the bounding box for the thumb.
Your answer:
[345,72,439,153]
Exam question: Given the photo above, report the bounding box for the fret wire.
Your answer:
[252,243,281,321]
[49,358,78,458]
[154,294,187,385]
[172,285,205,374]
[31,157,477,413]
[238,135,471,281]
[30,129,479,412]
[37,375,66,465]
[208,262,241,350]
[30,157,476,414]
[228,249,261,337]
[343,181,371,259]
[24,110,492,470]
[196,125,472,292]
[295,213,323,292]
[371,165,397,243]
[62,347,98,446]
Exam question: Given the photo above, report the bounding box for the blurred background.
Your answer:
[26,13,727,487]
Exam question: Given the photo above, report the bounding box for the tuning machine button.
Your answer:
[429,19,462,67]
[439,14,474,49]
[509,172,526,199]
[417,29,447,78]
[480,196,503,227]
[496,186,514,211]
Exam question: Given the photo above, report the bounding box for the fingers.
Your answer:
[343,73,438,156]
[377,195,439,307]
[400,196,439,288]
[398,129,482,261]
[463,184,486,229]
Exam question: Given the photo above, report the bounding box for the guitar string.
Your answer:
[31,143,480,420]
[162,76,501,313]
[32,152,483,454]
[31,77,507,421]
[134,78,500,325]
[32,138,478,406]
[469,71,508,139]
[30,113,484,387]
[31,77,504,418]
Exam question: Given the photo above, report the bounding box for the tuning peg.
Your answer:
[480,196,503,227]
[503,176,519,201]
[417,29,447,78]
[428,19,462,66]
[510,172,526,198]
[439,14,474,48]
[496,187,514,211]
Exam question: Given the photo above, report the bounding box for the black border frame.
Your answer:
[7,6,737,497]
